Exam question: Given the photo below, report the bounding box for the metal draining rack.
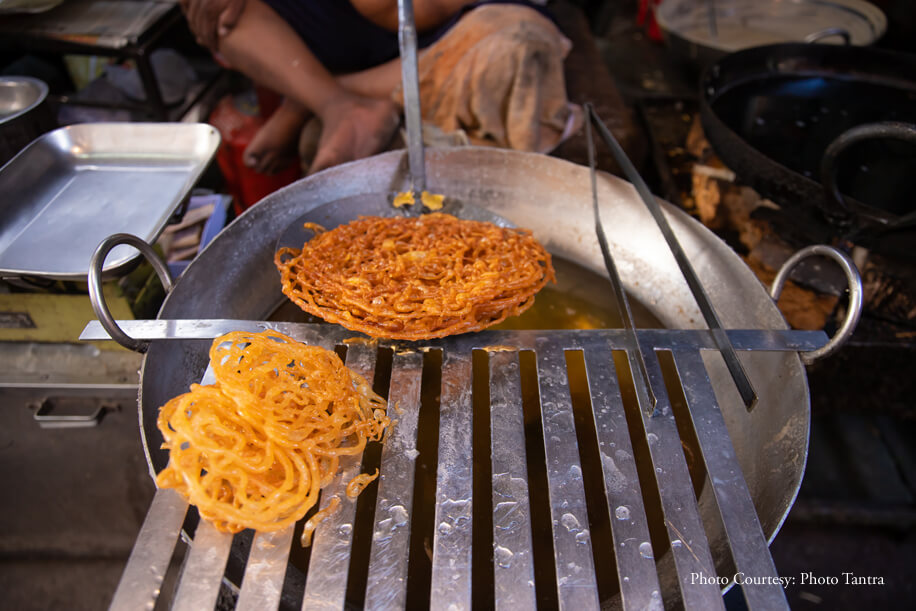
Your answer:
[92,320,836,611]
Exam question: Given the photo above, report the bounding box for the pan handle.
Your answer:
[88,233,173,353]
[804,27,851,45]
[769,245,862,365]
[820,121,916,224]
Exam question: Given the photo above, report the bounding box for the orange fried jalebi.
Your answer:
[155,330,388,539]
[274,213,556,340]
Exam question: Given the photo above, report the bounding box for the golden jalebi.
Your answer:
[274,213,556,340]
[155,330,389,539]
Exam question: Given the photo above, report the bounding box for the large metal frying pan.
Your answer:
[700,42,916,258]
[135,147,812,606]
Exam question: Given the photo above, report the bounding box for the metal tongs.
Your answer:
[584,103,758,414]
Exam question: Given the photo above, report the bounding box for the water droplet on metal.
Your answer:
[568,464,582,479]
[615,505,631,521]
[639,541,654,559]
[575,530,590,545]
[438,521,452,535]
[671,539,683,549]
[390,504,408,527]
[646,433,658,444]
[494,545,514,568]
[560,513,580,532]
[338,523,352,535]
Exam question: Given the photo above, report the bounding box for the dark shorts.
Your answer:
[260,0,552,74]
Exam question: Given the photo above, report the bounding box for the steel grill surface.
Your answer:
[107,324,823,611]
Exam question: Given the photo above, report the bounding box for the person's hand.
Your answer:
[179,0,247,51]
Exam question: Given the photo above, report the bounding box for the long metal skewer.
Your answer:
[585,104,758,411]
[585,108,657,413]
[397,0,427,200]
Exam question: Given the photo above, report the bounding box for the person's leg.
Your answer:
[217,0,399,173]
[243,98,310,174]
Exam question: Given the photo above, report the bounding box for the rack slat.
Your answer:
[638,347,724,610]
[236,527,294,611]
[535,341,600,610]
[430,350,475,610]
[488,351,537,610]
[582,345,662,610]
[364,352,424,610]
[172,521,233,611]
[301,344,379,609]
[673,350,789,610]
[109,488,188,611]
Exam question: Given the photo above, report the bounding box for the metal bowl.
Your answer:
[0,76,54,166]
[0,76,48,123]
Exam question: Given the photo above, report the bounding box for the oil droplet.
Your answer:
[560,513,580,532]
[639,541,654,559]
[494,545,514,568]
[615,505,631,521]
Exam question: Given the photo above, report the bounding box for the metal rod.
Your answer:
[398,0,427,197]
[79,320,830,353]
[707,0,718,38]
[585,106,657,413]
[585,104,758,411]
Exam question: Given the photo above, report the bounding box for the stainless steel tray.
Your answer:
[0,122,220,281]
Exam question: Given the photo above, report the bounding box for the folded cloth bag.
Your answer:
[395,4,580,154]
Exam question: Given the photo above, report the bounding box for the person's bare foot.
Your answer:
[243,100,310,174]
[308,94,400,175]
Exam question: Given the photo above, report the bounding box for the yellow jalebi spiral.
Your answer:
[274,213,556,340]
[156,330,388,537]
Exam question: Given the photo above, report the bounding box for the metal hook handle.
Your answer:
[819,121,916,224]
[769,245,862,365]
[88,233,173,353]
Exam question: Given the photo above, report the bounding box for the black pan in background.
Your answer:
[700,43,916,258]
